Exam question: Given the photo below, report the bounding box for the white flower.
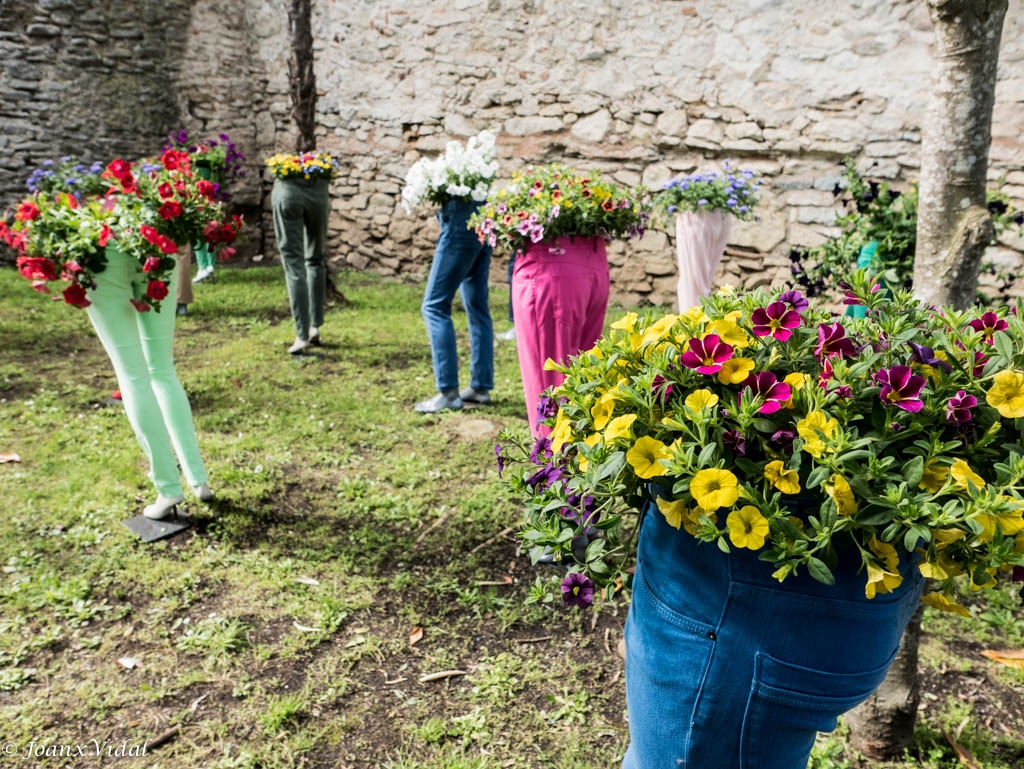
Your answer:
[401,130,499,213]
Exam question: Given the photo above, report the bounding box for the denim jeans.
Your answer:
[623,500,924,769]
[421,199,493,392]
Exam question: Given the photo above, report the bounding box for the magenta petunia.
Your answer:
[680,334,734,375]
[751,301,802,341]
[741,371,792,415]
[815,322,856,360]
[875,365,926,412]
[967,311,1009,344]
[945,390,977,423]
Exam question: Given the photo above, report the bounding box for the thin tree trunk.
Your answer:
[911,0,1007,309]
[287,0,317,153]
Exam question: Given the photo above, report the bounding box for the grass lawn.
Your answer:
[0,264,1021,768]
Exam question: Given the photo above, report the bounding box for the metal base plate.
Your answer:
[121,513,191,542]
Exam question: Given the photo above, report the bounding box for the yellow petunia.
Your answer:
[640,314,680,347]
[950,459,985,491]
[577,432,603,471]
[684,389,719,412]
[865,536,903,599]
[826,473,857,516]
[603,413,637,442]
[710,318,750,349]
[796,411,838,458]
[986,369,1024,418]
[717,357,756,385]
[656,497,685,529]
[590,390,619,431]
[919,460,948,493]
[627,436,672,479]
[549,412,573,454]
[727,506,770,550]
[690,468,740,511]
[611,312,639,333]
[681,306,709,326]
[920,592,971,617]
[764,460,801,495]
[780,372,806,408]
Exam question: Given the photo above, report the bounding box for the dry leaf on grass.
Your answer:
[943,731,982,769]
[0,453,21,464]
[408,626,424,646]
[980,648,1024,669]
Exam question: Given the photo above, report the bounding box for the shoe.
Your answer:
[309,327,322,346]
[495,326,516,341]
[192,266,213,284]
[288,337,310,355]
[192,483,214,502]
[459,387,492,405]
[177,303,188,317]
[414,392,462,413]
[143,494,184,520]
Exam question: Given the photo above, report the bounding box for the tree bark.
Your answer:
[911,0,1007,309]
[287,0,317,153]
[845,606,924,759]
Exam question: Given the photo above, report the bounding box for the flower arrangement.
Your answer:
[468,163,652,253]
[166,129,247,197]
[2,148,242,312]
[655,161,761,221]
[264,150,340,182]
[24,157,110,198]
[400,130,499,214]
[498,271,1024,613]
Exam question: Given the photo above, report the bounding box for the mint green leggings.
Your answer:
[85,247,207,498]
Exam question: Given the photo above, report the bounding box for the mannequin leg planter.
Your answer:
[674,210,732,313]
[512,236,610,436]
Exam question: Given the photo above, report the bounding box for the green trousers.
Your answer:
[271,177,329,341]
[86,246,208,497]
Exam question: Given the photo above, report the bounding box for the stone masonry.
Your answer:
[2,0,1023,306]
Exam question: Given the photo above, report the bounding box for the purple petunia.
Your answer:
[779,290,809,313]
[815,323,856,360]
[909,343,952,374]
[946,390,977,423]
[495,444,505,477]
[561,572,595,608]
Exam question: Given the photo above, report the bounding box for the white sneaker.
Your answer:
[414,392,462,413]
[192,266,214,284]
[143,494,184,520]
[459,387,492,405]
[495,326,516,341]
[288,337,310,355]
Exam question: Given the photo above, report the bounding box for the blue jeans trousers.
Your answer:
[421,200,494,392]
[623,501,924,769]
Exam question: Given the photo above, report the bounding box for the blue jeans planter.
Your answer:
[421,199,494,392]
[623,500,924,769]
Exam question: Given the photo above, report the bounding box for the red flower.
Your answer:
[751,301,801,341]
[217,246,237,261]
[145,280,169,301]
[158,200,184,220]
[62,282,91,308]
[160,148,190,171]
[202,220,222,244]
[103,159,132,181]
[219,222,238,243]
[157,182,174,199]
[59,192,78,209]
[98,224,112,247]
[196,180,217,200]
[129,298,151,313]
[601,198,615,212]
[63,260,83,276]
[16,201,40,221]
[142,256,162,273]
[16,256,57,282]
[680,334,734,375]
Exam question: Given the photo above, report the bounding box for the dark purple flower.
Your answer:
[778,290,809,313]
[751,301,802,342]
[830,383,853,399]
[723,429,747,456]
[741,372,792,415]
[536,394,558,423]
[530,436,553,465]
[967,311,1009,344]
[563,493,600,527]
[561,572,595,608]
[815,323,856,360]
[875,365,927,412]
[525,463,563,491]
[946,390,977,423]
[889,422,904,433]
[909,343,952,374]
[652,374,674,402]
[495,444,505,477]
[770,429,797,454]
[1013,565,1024,582]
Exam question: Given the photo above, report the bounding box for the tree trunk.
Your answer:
[287,0,318,153]
[849,0,1008,758]
[845,606,924,758]
[910,0,1007,309]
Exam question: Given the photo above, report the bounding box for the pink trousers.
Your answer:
[512,237,610,436]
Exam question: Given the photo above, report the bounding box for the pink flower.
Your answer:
[751,301,801,341]
[815,322,856,360]
[142,256,162,273]
[875,365,926,413]
[967,311,1009,344]
[741,371,791,415]
[680,334,734,375]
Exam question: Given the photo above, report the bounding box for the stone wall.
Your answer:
[3,0,1023,306]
